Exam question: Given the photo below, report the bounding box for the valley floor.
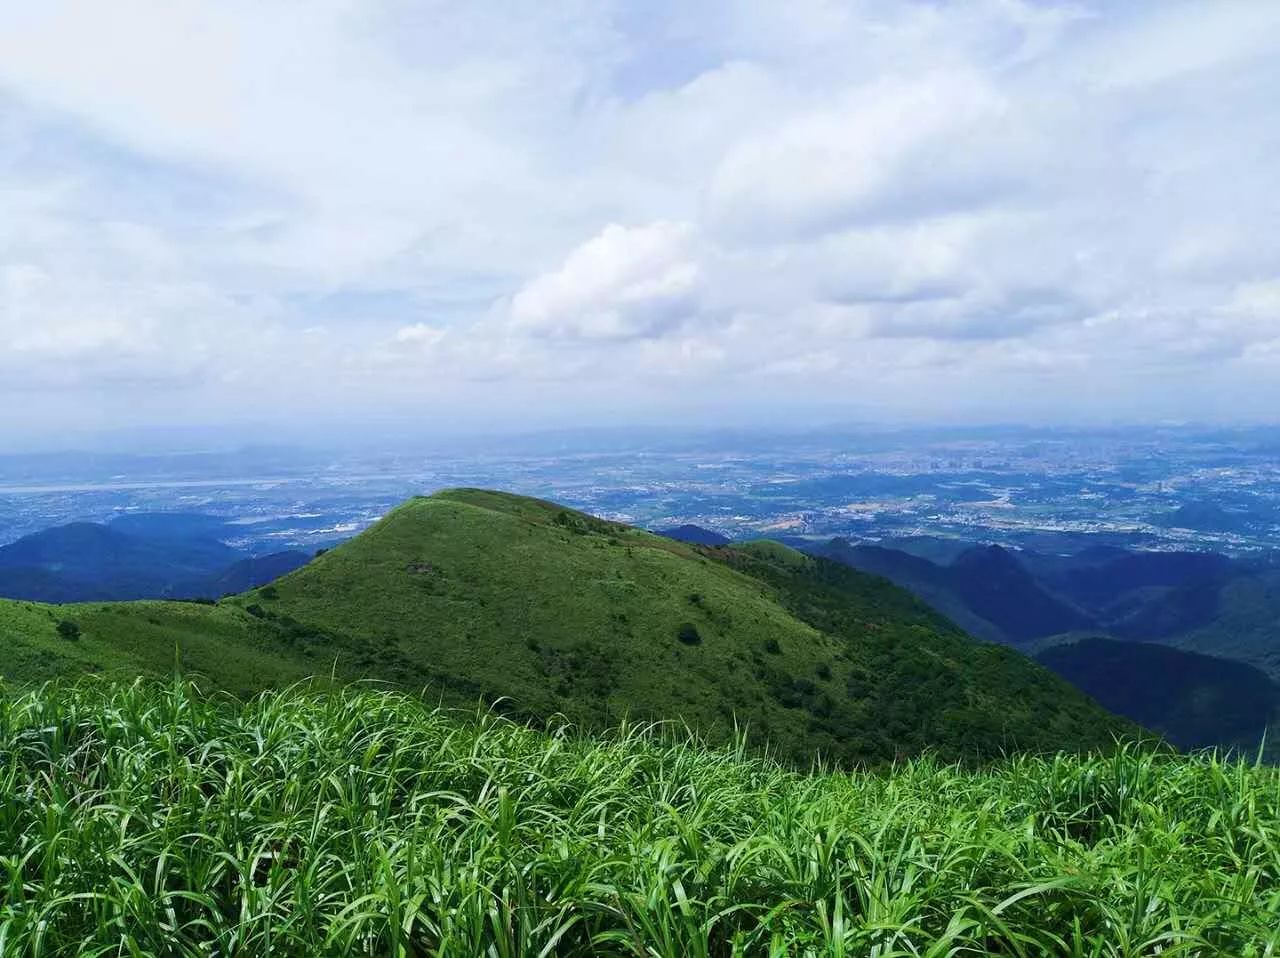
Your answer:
[2,679,1278,956]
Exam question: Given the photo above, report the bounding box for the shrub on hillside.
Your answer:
[677,622,702,645]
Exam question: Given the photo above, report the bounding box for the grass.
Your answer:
[0,598,322,696]
[1,678,1277,956]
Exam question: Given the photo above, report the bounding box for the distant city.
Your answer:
[3,425,1277,557]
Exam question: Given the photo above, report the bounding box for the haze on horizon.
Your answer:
[1,1,1278,446]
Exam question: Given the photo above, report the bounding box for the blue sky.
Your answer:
[0,1,1277,443]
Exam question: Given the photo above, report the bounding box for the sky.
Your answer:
[0,1,1278,445]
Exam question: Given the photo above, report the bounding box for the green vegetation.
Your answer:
[0,599,320,697]
[1038,638,1279,752]
[812,537,1280,752]
[0,489,1132,765]
[1,679,1276,956]
[235,489,1133,763]
[1163,569,1280,681]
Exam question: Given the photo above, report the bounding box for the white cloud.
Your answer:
[706,71,1008,240]
[0,1,1277,431]
[393,323,448,348]
[509,222,703,340]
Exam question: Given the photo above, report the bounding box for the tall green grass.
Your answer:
[1,679,1277,956]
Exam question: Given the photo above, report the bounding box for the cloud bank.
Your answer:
[0,1,1277,435]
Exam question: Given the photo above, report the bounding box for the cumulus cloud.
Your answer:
[393,323,448,348]
[0,1,1277,432]
[509,222,702,340]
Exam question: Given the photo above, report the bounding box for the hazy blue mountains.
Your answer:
[0,516,310,602]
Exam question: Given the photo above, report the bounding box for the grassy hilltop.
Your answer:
[1,488,1131,764]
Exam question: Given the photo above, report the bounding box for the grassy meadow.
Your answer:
[2,678,1277,956]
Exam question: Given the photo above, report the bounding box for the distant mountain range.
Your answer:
[782,535,1280,754]
[803,537,1280,666]
[0,516,312,602]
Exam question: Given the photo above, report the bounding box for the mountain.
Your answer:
[177,550,313,598]
[813,539,1092,644]
[809,539,1005,642]
[0,489,1133,765]
[108,513,237,541]
[1026,548,1235,616]
[947,545,1095,642]
[1037,638,1278,752]
[812,536,1277,656]
[820,539,944,584]
[1157,568,1280,682]
[0,522,240,578]
[656,523,731,546]
[0,566,113,604]
[810,534,1280,751]
[877,534,975,565]
[0,522,242,600]
[0,517,310,603]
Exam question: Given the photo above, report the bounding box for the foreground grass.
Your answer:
[1,681,1278,956]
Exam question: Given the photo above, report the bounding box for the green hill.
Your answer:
[1037,638,1279,751]
[1159,569,1280,681]
[0,489,1134,764]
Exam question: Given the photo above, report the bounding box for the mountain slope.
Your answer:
[1157,569,1280,681]
[0,567,114,604]
[813,538,1009,643]
[178,550,313,598]
[656,524,730,546]
[0,489,1134,765]
[708,541,1133,760]
[1037,638,1278,751]
[0,518,308,603]
[813,539,1094,644]
[255,489,1130,762]
[0,598,317,695]
[810,533,1280,752]
[946,545,1095,642]
[1040,550,1235,612]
